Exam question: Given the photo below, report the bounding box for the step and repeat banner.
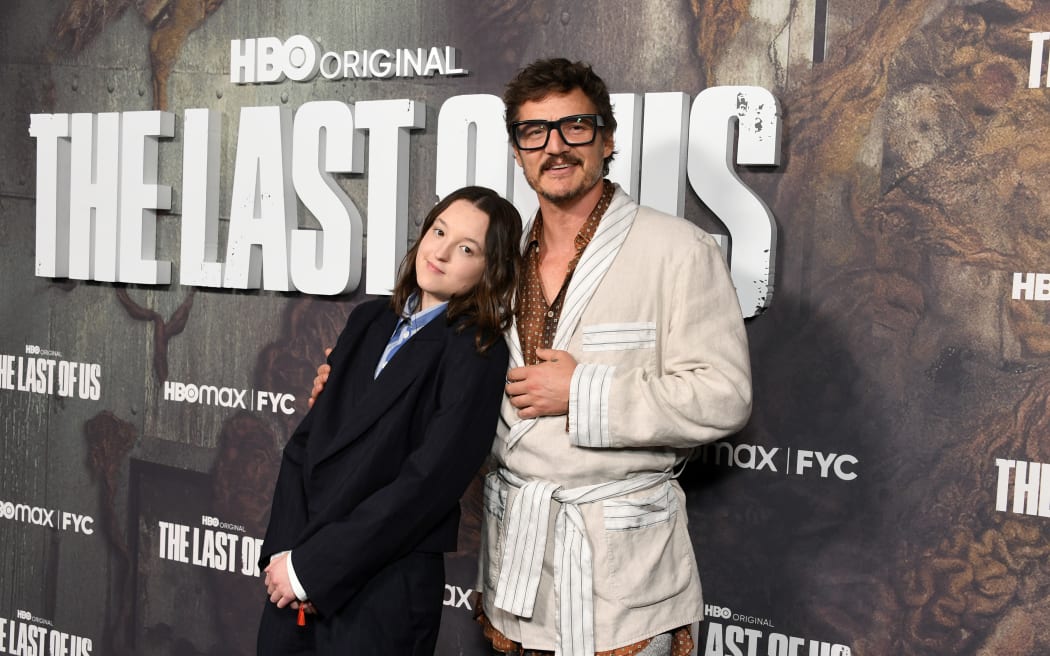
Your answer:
[2,1,1049,654]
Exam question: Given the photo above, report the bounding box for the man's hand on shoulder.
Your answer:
[506,348,577,419]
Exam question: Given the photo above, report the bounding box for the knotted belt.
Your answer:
[490,468,673,656]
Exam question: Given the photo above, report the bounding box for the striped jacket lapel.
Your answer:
[552,186,637,350]
[506,320,524,370]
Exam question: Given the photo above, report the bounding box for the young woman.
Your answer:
[256,186,521,655]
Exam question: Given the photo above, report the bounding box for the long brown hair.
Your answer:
[390,186,521,353]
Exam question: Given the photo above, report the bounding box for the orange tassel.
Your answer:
[297,604,306,626]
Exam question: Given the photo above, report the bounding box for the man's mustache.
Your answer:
[541,155,582,171]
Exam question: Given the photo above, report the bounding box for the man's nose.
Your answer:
[544,126,570,153]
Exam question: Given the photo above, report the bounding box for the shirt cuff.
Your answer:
[569,363,615,447]
[285,552,309,601]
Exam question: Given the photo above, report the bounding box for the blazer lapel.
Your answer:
[314,314,446,465]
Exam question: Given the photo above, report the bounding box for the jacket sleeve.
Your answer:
[290,333,509,614]
[568,230,752,449]
[258,419,311,569]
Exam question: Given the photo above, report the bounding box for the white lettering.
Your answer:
[119,111,175,284]
[61,511,94,535]
[1029,32,1050,88]
[223,105,296,291]
[241,536,263,576]
[442,584,473,609]
[1012,272,1050,301]
[283,35,321,82]
[28,113,72,277]
[69,112,121,282]
[229,38,257,84]
[639,92,689,216]
[159,520,190,563]
[255,36,286,84]
[688,87,780,317]
[289,101,362,295]
[355,99,426,294]
[995,458,1050,517]
[180,108,225,287]
[435,94,515,205]
[31,87,782,309]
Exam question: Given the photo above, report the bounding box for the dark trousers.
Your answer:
[257,602,315,655]
[257,551,445,655]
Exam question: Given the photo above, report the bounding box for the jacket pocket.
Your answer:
[602,483,693,607]
[481,472,507,591]
[582,322,656,352]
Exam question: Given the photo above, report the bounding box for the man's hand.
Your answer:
[264,552,299,608]
[506,348,577,419]
[307,348,332,408]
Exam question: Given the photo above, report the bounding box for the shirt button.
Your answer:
[547,311,554,318]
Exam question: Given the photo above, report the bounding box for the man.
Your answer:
[476,58,751,656]
[311,59,751,656]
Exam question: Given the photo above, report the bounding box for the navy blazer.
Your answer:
[259,298,509,615]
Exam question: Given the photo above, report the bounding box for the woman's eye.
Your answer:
[433,228,444,236]
[460,245,473,255]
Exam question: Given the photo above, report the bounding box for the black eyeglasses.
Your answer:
[510,114,605,150]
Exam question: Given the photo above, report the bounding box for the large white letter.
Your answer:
[284,35,321,82]
[119,110,174,284]
[290,100,364,295]
[1029,33,1050,89]
[69,112,121,281]
[223,106,296,291]
[355,99,425,295]
[607,93,642,199]
[638,92,689,217]
[435,94,514,200]
[180,108,224,287]
[688,86,781,317]
[230,38,256,84]
[29,113,71,278]
[256,37,286,84]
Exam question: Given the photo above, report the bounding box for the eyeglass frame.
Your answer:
[509,114,607,151]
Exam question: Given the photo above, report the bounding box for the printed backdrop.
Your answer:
[2,1,1049,655]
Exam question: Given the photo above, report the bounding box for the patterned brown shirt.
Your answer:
[516,180,614,365]
[479,613,694,656]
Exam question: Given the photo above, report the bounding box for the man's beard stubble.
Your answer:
[530,154,605,205]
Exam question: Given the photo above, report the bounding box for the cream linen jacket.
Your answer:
[480,185,752,653]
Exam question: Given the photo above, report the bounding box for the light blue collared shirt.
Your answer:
[374,294,448,378]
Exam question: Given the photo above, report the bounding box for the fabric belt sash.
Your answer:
[491,468,673,656]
